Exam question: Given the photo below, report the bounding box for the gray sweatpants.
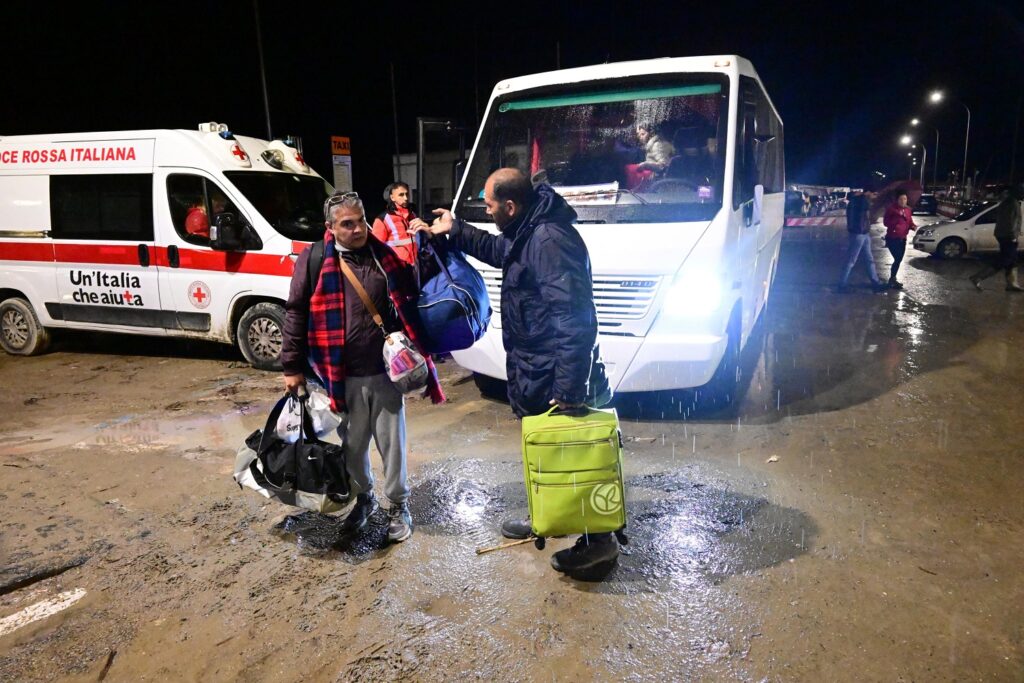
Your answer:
[336,374,408,505]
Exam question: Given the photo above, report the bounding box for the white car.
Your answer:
[912,201,1004,259]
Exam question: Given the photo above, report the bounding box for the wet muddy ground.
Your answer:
[1,219,1022,681]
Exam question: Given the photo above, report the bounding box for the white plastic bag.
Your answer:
[275,385,341,443]
[383,330,429,394]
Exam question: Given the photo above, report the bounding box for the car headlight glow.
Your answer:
[663,268,722,317]
[918,228,934,237]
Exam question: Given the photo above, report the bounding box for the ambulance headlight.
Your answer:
[663,269,721,317]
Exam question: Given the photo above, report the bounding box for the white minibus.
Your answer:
[451,55,785,399]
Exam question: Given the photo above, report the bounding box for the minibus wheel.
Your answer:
[0,297,51,356]
[237,302,285,371]
[701,310,742,409]
[473,372,508,401]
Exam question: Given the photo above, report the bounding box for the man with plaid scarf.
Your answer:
[281,191,444,543]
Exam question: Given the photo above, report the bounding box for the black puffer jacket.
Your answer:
[450,184,608,417]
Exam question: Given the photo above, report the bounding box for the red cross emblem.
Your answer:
[188,281,211,309]
[294,152,305,166]
[123,290,133,302]
[230,144,249,162]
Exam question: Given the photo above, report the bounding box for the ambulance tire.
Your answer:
[0,297,51,356]
[237,302,286,371]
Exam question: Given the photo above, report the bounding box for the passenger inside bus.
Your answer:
[625,121,674,190]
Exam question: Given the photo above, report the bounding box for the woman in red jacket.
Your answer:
[882,191,916,289]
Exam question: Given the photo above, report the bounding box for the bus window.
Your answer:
[458,75,730,224]
[734,76,784,210]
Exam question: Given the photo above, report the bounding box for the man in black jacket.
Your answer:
[413,168,617,573]
[837,188,887,293]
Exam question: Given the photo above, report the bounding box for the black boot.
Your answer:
[500,518,533,539]
[550,533,620,573]
[337,492,378,535]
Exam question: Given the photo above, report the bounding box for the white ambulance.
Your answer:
[0,123,332,368]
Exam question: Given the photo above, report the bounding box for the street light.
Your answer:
[930,90,971,197]
[910,118,940,187]
[901,137,927,185]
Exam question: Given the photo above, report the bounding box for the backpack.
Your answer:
[415,234,491,354]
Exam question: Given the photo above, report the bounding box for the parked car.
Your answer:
[913,193,938,215]
[911,201,1001,259]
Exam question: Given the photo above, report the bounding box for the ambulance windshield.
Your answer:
[225,172,332,241]
[457,74,729,224]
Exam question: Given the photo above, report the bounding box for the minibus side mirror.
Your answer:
[453,159,467,192]
[210,213,244,251]
[753,184,764,226]
[744,184,764,228]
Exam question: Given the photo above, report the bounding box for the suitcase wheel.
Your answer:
[534,537,546,550]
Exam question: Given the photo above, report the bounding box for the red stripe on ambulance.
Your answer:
[0,242,55,262]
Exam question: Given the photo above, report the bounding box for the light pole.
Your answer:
[930,91,971,197]
[911,118,940,187]
[900,136,927,185]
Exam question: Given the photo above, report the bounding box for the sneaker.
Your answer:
[871,282,889,293]
[889,280,904,290]
[337,492,377,535]
[387,502,413,543]
[970,276,983,291]
[500,518,533,540]
[550,533,620,573]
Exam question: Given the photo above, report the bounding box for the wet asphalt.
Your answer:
[258,215,1024,679]
[1,215,1022,680]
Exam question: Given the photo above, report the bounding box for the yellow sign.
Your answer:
[331,136,351,156]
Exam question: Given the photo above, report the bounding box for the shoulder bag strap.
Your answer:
[337,256,386,335]
[304,239,326,301]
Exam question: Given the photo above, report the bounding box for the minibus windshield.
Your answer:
[225,171,332,241]
[458,75,729,224]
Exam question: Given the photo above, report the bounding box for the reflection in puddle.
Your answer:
[267,461,815,590]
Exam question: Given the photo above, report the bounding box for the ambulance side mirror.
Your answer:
[210,213,244,251]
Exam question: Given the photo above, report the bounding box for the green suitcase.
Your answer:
[522,406,626,541]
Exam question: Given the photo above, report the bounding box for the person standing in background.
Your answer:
[882,191,916,289]
[372,182,419,266]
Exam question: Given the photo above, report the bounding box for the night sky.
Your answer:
[3,0,1022,211]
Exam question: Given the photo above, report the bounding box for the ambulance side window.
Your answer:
[166,174,241,247]
[50,174,153,241]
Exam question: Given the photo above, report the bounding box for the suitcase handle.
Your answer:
[545,404,590,418]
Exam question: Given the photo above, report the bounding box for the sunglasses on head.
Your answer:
[324,191,361,219]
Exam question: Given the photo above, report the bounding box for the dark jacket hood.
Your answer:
[500,183,578,238]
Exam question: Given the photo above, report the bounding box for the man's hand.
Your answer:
[550,398,585,412]
[412,209,454,236]
[283,373,305,394]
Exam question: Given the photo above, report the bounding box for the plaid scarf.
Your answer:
[307,230,445,412]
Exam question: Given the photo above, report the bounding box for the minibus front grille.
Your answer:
[480,270,662,323]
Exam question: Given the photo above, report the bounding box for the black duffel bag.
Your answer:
[236,388,350,513]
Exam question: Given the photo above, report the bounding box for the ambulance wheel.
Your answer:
[0,298,51,356]
[237,302,285,371]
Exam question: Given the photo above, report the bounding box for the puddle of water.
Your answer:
[265,460,815,592]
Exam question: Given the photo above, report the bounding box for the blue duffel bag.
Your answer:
[416,234,491,354]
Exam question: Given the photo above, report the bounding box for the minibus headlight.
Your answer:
[663,269,721,317]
